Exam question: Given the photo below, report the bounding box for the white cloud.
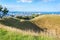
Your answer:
[42,0,55,2]
[17,0,32,3]
[17,0,55,3]
[2,4,24,11]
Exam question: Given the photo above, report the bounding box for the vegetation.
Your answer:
[0,28,55,40]
[0,5,9,18]
[0,15,60,40]
[0,18,44,32]
[31,15,60,37]
[32,15,60,29]
[0,5,60,40]
[0,5,3,11]
[16,14,39,20]
[31,14,39,18]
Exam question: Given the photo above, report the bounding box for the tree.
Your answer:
[2,7,9,18]
[0,5,3,11]
[0,5,3,18]
[0,5,9,18]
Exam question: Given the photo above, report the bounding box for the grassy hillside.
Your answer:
[0,18,44,32]
[0,15,60,40]
[0,28,55,40]
[31,15,60,37]
[31,15,60,29]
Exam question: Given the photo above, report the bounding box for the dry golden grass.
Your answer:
[31,15,60,37]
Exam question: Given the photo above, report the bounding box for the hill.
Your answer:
[31,15,60,37]
[0,15,60,40]
[0,17,45,36]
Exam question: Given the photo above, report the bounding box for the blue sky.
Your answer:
[0,0,60,12]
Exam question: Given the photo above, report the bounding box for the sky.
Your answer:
[0,0,60,12]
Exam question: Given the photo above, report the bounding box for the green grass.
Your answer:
[0,28,55,40]
[0,15,60,40]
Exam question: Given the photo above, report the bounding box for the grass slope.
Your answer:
[31,15,60,37]
[0,28,55,40]
[0,18,44,32]
[0,15,60,40]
